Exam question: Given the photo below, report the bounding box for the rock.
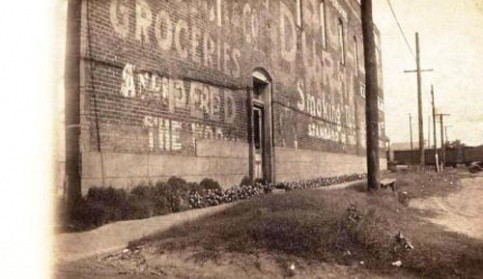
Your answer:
[359,261,365,265]
[287,263,296,277]
[123,248,130,253]
[396,231,414,250]
[468,165,481,173]
[392,260,402,267]
[346,204,363,223]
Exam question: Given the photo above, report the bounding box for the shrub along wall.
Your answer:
[67,173,366,231]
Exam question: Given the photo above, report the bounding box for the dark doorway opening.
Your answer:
[251,72,273,183]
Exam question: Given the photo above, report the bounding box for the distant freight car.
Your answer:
[392,146,483,167]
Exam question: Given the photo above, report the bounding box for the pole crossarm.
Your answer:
[404,69,434,73]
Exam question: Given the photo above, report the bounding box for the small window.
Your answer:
[354,36,359,75]
[337,18,345,65]
[375,48,381,65]
[253,107,262,150]
[320,1,327,49]
[378,97,384,111]
[360,83,366,99]
[296,0,302,27]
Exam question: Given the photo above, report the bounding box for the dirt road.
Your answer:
[410,175,483,240]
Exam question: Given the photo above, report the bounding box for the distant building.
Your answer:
[391,142,414,151]
[65,0,386,196]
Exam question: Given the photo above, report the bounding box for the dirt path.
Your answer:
[52,203,235,264]
[410,175,483,240]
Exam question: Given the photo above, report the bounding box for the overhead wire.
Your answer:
[384,0,437,146]
[385,0,416,60]
[385,0,433,101]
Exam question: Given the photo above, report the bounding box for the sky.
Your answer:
[372,0,483,146]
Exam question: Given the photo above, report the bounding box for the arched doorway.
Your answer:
[251,69,274,183]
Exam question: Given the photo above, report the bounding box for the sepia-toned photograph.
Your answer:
[5,0,482,278]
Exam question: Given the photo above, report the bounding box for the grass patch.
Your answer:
[350,169,461,203]
[129,172,483,278]
[392,169,461,198]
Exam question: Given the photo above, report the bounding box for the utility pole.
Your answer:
[409,113,414,165]
[415,33,424,168]
[404,33,433,169]
[65,0,83,212]
[437,113,450,168]
[428,114,435,170]
[361,0,380,191]
[431,85,438,171]
[427,115,431,149]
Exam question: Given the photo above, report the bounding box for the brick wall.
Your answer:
[77,0,386,191]
[275,147,387,183]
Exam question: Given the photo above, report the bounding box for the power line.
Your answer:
[389,0,433,106]
[385,0,415,59]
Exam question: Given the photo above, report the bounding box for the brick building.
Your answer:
[65,0,386,196]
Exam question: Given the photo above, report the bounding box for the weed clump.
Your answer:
[239,176,253,187]
[199,178,222,191]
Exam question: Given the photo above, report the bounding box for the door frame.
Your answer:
[250,69,275,184]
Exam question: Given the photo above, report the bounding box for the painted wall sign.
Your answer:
[296,71,356,146]
[279,1,297,62]
[143,116,182,151]
[120,64,237,124]
[118,63,242,152]
[101,0,383,152]
[143,116,238,152]
[110,0,241,78]
[109,0,339,75]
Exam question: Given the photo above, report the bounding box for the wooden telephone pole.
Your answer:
[427,115,431,149]
[409,113,414,165]
[361,0,380,190]
[431,85,439,171]
[437,113,450,168]
[65,0,83,211]
[404,33,433,168]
